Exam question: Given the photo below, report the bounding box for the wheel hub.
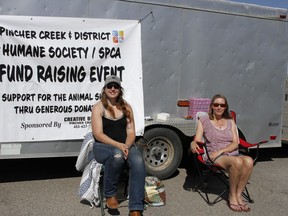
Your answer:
[152,147,162,160]
[144,138,170,167]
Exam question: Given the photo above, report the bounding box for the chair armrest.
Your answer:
[239,138,268,163]
[239,138,268,148]
[195,141,205,154]
[196,141,215,165]
[196,141,205,146]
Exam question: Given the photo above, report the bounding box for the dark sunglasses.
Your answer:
[106,82,120,89]
[213,103,227,108]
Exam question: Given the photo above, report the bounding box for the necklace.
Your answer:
[214,119,224,129]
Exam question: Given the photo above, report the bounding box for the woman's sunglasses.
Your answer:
[106,82,120,89]
[213,103,227,108]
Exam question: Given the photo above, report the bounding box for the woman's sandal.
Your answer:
[227,203,242,212]
[239,203,251,212]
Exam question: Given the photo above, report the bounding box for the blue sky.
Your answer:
[228,0,288,9]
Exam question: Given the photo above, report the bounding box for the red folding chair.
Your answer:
[192,111,268,206]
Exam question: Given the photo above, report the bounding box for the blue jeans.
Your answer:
[93,142,146,211]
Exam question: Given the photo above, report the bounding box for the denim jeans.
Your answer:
[93,142,146,211]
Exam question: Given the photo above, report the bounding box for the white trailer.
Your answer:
[0,0,287,179]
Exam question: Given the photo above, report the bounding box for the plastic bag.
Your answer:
[144,176,166,207]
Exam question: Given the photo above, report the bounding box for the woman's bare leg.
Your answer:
[216,156,243,209]
[236,156,253,206]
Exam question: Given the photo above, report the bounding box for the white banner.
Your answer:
[0,15,144,142]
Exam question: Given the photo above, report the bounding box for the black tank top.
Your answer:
[102,115,127,143]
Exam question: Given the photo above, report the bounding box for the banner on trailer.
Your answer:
[0,15,144,142]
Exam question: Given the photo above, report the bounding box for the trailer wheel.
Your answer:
[139,128,183,180]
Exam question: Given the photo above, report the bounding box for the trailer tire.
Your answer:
[139,128,183,180]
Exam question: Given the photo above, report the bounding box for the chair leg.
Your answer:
[98,166,129,216]
[124,175,129,196]
[192,153,204,191]
[242,186,254,203]
[98,182,105,216]
[202,171,229,205]
[193,162,230,206]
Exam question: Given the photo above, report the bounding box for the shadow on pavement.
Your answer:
[0,157,81,183]
[1,144,287,183]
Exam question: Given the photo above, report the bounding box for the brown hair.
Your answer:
[101,86,132,122]
[208,94,232,120]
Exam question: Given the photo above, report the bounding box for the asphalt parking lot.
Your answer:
[0,144,288,216]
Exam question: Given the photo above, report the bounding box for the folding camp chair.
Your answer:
[98,163,130,216]
[192,111,268,206]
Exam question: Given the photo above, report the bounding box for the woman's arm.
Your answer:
[91,102,124,149]
[190,120,204,154]
[125,104,136,148]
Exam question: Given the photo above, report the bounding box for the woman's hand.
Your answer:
[119,144,129,159]
[190,141,201,154]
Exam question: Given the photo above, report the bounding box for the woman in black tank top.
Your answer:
[91,75,145,216]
